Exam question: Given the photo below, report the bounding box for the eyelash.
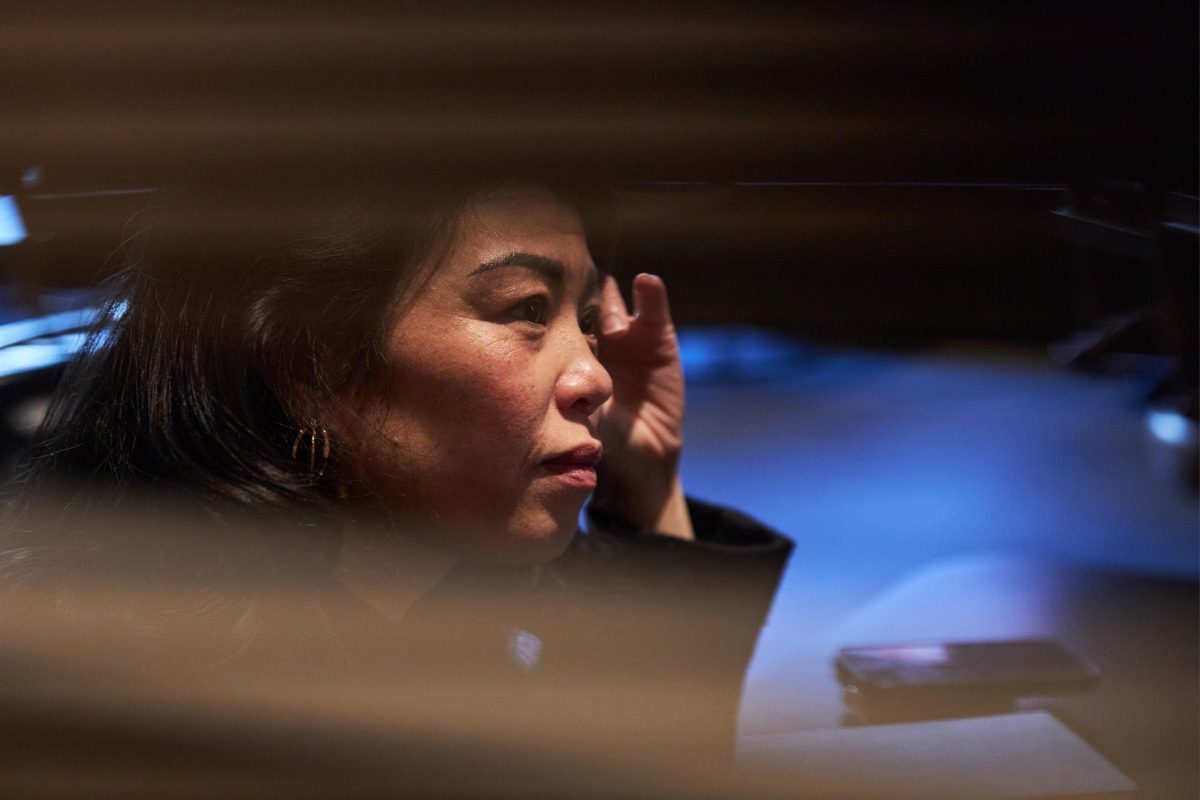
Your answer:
[579,306,600,338]
[511,296,547,326]
[508,296,600,338]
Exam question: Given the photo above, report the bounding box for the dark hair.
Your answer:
[11,181,482,523]
[10,174,615,524]
[0,171,615,665]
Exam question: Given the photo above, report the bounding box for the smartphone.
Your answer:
[834,639,1099,723]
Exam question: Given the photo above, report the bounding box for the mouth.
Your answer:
[540,443,602,490]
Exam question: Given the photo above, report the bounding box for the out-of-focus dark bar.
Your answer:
[1,2,1196,183]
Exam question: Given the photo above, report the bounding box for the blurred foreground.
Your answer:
[1,495,801,798]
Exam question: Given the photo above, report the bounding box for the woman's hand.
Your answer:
[592,273,694,540]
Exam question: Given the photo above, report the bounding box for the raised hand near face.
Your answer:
[592,273,694,540]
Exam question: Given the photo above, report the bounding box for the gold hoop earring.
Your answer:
[291,420,331,478]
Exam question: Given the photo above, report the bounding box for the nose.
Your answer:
[555,336,613,419]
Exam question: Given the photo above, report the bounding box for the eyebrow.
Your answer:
[469,251,601,295]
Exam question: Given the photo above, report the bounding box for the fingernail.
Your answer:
[601,314,625,334]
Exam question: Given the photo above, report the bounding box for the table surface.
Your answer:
[740,555,1199,799]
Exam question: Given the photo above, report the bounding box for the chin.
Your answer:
[507,520,577,564]
[488,503,581,565]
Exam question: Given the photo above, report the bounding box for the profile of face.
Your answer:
[337,185,612,562]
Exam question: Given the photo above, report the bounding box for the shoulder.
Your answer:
[542,497,793,608]
[578,496,793,560]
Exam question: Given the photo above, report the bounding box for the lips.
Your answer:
[540,443,602,490]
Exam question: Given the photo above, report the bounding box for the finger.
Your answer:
[631,273,672,328]
[599,273,631,334]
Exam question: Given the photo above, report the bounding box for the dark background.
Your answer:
[1,1,1196,341]
[3,2,1197,183]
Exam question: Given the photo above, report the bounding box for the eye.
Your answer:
[579,306,601,337]
[510,296,547,326]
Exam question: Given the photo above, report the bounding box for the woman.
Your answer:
[2,175,791,793]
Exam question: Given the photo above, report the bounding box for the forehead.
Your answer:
[449,185,591,269]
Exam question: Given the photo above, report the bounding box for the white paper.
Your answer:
[737,711,1136,798]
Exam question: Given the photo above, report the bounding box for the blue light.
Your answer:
[0,334,89,379]
[0,307,101,349]
[0,196,27,246]
[677,327,807,381]
[1147,409,1195,447]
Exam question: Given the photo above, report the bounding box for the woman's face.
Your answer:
[342,185,612,562]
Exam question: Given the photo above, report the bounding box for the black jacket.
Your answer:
[338,498,795,774]
[0,497,793,795]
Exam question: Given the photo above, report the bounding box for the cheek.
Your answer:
[373,327,550,483]
[433,338,542,432]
